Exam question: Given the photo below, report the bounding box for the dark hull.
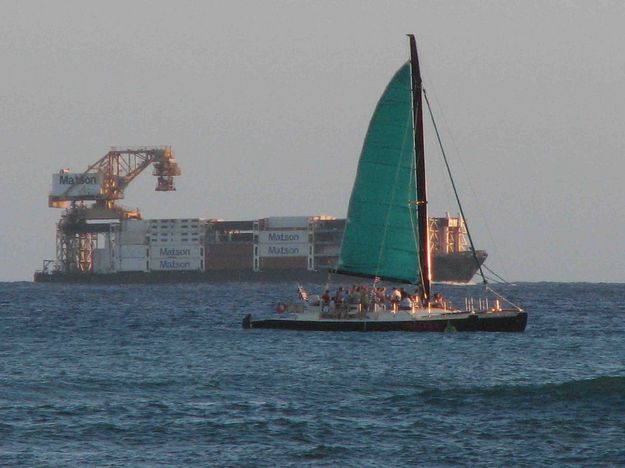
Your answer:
[32,269,342,284]
[432,250,487,283]
[242,310,527,332]
[33,251,487,284]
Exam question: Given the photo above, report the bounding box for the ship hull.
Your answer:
[33,269,339,284]
[432,250,487,283]
[34,251,486,284]
[243,310,527,333]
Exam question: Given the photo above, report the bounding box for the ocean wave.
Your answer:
[421,375,625,403]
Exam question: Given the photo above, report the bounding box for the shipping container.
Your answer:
[122,219,148,233]
[258,243,309,257]
[204,256,253,270]
[260,256,309,270]
[204,243,253,270]
[148,235,203,244]
[264,216,309,229]
[150,244,204,259]
[207,220,254,230]
[149,218,203,228]
[119,231,147,245]
[313,244,340,256]
[148,224,203,231]
[205,243,253,256]
[93,248,113,273]
[118,257,149,272]
[150,257,204,271]
[258,230,308,244]
[120,244,149,258]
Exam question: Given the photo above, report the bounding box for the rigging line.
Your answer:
[423,89,487,285]
[483,273,503,284]
[483,274,509,285]
[485,286,523,311]
[481,263,509,284]
[418,79,510,282]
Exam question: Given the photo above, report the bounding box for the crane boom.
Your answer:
[49,146,181,208]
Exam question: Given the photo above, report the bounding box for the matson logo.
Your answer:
[267,232,302,242]
[58,174,98,185]
[159,247,191,257]
[259,230,307,244]
[259,241,308,257]
[267,246,303,255]
[159,259,192,269]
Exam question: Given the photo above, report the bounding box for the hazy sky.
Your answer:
[2,0,625,282]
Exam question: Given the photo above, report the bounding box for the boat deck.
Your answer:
[244,305,527,332]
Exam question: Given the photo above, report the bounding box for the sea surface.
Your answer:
[1,281,624,467]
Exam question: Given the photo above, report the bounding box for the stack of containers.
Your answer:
[257,217,310,270]
[310,217,344,271]
[93,247,114,273]
[117,220,149,272]
[204,220,254,271]
[147,218,205,272]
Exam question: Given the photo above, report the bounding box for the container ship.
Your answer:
[34,214,486,284]
[33,146,486,284]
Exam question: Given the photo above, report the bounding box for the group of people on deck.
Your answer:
[316,284,448,314]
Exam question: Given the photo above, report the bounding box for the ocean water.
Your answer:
[1,281,624,467]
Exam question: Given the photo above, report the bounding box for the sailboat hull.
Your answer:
[242,310,527,332]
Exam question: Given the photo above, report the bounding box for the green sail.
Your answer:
[337,62,420,284]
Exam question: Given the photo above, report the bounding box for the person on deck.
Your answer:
[376,287,386,305]
[360,287,369,312]
[350,287,361,305]
[334,287,344,304]
[321,290,331,312]
[400,295,413,310]
[341,289,350,307]
[431,293,446,309]
[390,287,401,311]
[412,286,423,307]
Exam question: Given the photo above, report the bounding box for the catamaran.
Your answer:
[242,35,527,332]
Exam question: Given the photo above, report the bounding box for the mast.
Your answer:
[408,35,431,301]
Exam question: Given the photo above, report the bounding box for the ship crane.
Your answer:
[47,146,181,273]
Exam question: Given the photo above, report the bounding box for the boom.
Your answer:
[49,146,181,209]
